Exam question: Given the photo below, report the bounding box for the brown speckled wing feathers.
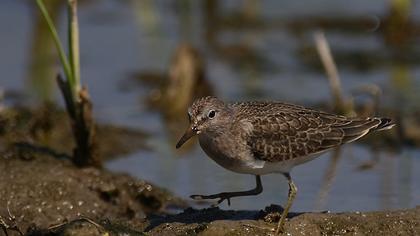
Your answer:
[231,102,391,162]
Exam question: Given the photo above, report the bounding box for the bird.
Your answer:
[175,96,394,234]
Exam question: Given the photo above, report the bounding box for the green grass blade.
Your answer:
[68,0,81,93]
[36,0,74,95]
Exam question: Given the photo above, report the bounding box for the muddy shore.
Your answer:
[0,107,419,235]
[1,153,419,236]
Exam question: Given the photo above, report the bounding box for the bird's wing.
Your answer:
[232,102,392,162]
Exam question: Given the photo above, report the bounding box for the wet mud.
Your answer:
[0,107,418,236]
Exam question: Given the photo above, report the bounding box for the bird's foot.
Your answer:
[190,193,232,206]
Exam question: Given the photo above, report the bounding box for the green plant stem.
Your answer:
[68,0,81,95]
[35,0,74,89]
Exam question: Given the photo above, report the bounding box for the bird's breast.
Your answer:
[198,133,251,173]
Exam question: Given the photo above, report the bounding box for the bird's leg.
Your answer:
[275,173,297,235]
[191,175,263,206]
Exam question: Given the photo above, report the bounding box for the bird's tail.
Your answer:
[373,117,395,131]
[339,117,395,144]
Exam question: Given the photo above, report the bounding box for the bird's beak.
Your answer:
[176,125,198,149]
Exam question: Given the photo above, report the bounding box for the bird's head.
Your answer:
[176,96,231,148]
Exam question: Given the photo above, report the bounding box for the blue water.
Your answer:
[0,0,419,212]
[106,140,420,212]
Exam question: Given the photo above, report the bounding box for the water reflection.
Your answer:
[398,151,413,209]
[144,44,213,150]
[26,0,64,103]
[1,0,420,213]
[122,0,419,212]
[383,0,414,47]
[106,145,420,211]
[314,147,342,211]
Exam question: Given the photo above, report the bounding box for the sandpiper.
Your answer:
[176,96,394,234]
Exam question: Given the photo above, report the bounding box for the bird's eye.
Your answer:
[208,110,216,119]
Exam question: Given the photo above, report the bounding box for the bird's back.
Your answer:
[230,101,394,163]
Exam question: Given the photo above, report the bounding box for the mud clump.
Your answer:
[143,205,420,235]
[0,105,149,163]
[0,152,184,235]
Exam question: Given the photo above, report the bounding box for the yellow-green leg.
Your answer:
[275,173,297,235]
